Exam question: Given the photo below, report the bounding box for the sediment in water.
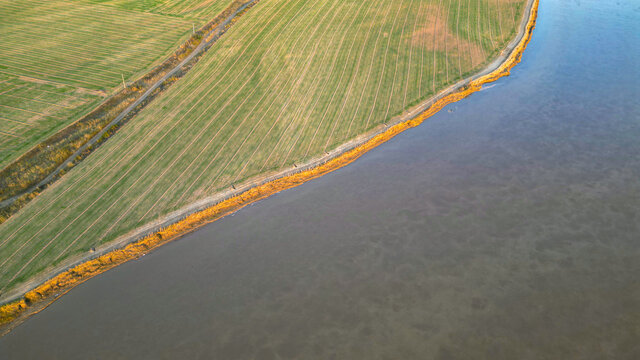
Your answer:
[0,0,539,334]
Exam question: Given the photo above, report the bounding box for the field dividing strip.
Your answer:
[0,92,195,269]
[81,0,293,211]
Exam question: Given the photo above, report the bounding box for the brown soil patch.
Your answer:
[410,5,484,66]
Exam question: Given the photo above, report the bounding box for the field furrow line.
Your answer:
[404,2,420,109]
[445,0,453,84]
[0,117,32,127]
[343,0,396,142]
[173,0,345,203]
[495,0,504,40]
[0,0,278,278]
[302,0,389,158]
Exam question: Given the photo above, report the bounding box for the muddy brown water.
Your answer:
[1,0,639,358]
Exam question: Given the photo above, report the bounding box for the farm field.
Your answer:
[91,0,233,20]
[0,0,231,168]
[0,0,527,296]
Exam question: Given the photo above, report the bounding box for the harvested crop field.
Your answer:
[0,0,527,297]
[0,0,231,167]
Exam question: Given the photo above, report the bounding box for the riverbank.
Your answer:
[0,0,539,335]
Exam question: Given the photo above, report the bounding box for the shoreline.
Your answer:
[0,0,539,335]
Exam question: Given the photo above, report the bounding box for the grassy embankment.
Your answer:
[0,0,527,300]
[0,0,236,216]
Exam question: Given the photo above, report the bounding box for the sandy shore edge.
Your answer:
[0,0,539,335]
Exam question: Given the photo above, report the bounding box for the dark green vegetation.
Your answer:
[0,0,527,297]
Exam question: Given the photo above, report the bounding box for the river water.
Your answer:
[1,0,639,358]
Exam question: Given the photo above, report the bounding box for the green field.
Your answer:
[0,0,527,296]
[90,0,233,20]
[0,0,231,168]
